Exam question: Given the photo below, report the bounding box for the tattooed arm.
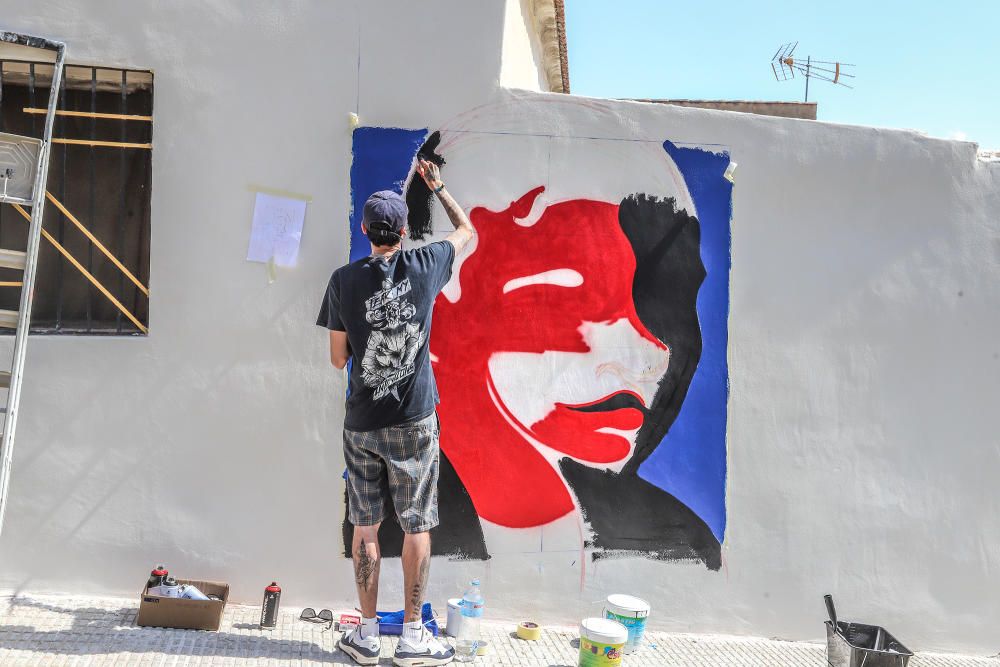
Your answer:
[416,158,474,254]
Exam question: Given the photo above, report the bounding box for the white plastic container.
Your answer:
[445,598,464,638]
[578,617,628,666]
[603,594,650,653]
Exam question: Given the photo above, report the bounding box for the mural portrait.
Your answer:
[344,96,731,570]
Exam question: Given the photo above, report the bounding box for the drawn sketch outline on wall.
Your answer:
[344,98,732,570]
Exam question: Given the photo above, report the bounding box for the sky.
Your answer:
[564,0,999,149]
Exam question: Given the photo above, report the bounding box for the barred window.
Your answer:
[0,61,151,335]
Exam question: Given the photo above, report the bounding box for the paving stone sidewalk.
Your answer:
[1,594,997,666]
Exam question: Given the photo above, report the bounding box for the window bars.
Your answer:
[0,58,152,334]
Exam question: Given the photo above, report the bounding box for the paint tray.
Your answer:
[825,620,913,667]
[0,132,42,204]
[378,602,440,637]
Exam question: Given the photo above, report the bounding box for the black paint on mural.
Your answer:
[404,131,445,241]
[560,463,721,570]
[617,193,705,474]
[561,194,717,569]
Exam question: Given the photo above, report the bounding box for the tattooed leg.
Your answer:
[402,531,431,623]
[352,524,381,618]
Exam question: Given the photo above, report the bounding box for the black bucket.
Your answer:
[824,595,913,667]
[825,620,913,667]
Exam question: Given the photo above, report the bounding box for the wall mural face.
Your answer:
[345,99,731,570]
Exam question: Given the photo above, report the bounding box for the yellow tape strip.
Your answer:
[23,107,153,122]
[46,191,149,297]
[247,184,313,202]
[52,138,152,149]
[12,204,148,334]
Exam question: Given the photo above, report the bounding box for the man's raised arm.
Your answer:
[416,159,474,254]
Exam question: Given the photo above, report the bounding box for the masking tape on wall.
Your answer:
[247,184,313,202]
[516,621,542,641]
[723,161,737,184]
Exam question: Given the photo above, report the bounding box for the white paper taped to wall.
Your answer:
[246,192,308,267]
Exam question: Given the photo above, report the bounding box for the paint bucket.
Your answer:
[603,594,650,653]
[445,598,464,638]
[578,617,628,667]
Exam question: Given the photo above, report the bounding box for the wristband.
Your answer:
[433,183,445,194]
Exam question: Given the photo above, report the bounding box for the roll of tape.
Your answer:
[516,621,542,641]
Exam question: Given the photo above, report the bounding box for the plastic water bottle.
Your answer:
[454,579,484,662]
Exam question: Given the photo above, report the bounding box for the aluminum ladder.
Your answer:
[0,30,66,536]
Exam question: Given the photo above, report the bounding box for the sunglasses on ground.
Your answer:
[300,608,334,624]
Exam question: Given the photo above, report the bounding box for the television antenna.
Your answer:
[771,42,854,102]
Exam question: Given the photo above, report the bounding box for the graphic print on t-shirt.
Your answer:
[362,277,427,400]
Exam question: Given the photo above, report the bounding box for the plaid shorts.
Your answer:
[343,413,440,533]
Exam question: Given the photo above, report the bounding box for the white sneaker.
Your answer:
[393,626,455,666]
[338,626,381,666]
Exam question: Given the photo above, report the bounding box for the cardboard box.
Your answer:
[136,579,229,631]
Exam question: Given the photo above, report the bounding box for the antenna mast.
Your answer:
[771,42,855,102]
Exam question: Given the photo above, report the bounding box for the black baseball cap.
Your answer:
[363,190,408,233]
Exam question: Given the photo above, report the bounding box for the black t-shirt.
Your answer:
[317,241,455,432]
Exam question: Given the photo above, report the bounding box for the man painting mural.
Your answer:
[317,160,474,667]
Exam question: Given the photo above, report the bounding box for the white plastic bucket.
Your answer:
[445,598,463,637]
[579,617,628,667]
[603,594,650,653]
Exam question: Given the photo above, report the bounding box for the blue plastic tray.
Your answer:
[377,602,439,637]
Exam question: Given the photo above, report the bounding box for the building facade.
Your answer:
[0,0,997,654]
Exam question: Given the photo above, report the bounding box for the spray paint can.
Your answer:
[179,584,210,601]
[156,577,182,598]
[260,582,281,629]
[146,565,168,593]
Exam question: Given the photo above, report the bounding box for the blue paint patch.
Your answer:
[349,127,428,261]
[346,127,427,404]
[637,140,732,543]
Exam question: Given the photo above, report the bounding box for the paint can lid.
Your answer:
[266,582,281,592]
[580,617,628,645]
[606,594,650,617]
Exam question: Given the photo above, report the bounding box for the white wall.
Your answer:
[0,0,507,612]
[499,0,548,92]
[0,0,998,655]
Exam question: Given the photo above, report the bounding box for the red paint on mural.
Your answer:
[431,187,665,528]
